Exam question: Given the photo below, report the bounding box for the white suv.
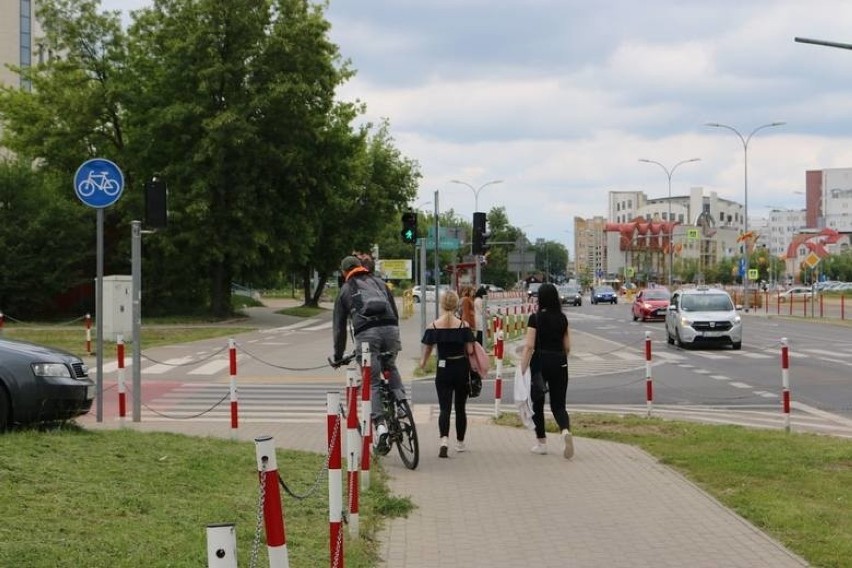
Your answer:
[666,287,742,350]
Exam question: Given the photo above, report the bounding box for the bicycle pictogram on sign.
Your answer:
[74,158,124,208]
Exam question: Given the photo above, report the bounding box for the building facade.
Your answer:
[0,0,43,90]
[805,167,852,232]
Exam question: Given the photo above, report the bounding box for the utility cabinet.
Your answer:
[101,275,133,341]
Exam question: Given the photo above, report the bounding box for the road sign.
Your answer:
[74,158,124,208]
[804,252,821,270]
[747,268,759,280]
[377,259,412,279]
[687,228,700,241]
[738,258,746,277]
[420,237,460,250]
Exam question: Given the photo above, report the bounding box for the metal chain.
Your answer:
[236,343,331,371]
[139,344,228,366]
[138,391,229,419]
[249,460,268,568]
[278,406,342,500]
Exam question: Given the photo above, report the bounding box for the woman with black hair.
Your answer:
[473,286,487,345]
[519,282,573,458]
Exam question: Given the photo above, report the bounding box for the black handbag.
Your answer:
[468,369,483,398]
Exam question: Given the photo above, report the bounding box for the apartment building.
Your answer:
[0,1,43,90]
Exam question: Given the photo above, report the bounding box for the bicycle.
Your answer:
[329,352,420,470]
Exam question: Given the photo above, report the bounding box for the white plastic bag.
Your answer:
[514,365,535,430]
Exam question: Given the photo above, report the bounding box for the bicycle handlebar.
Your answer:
[328,349,397,369]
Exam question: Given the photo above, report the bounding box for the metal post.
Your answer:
[706,122,784,311]
[420,237,427,335]
[96,209,104,421]
[131,220,142,422]
[433,191,440,318]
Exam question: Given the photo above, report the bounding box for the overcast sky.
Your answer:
[101,0,852,250]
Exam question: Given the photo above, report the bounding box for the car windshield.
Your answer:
[643,291,670,301]
[680,294,733,312]
[596,286,614,294]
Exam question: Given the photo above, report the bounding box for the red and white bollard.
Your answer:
[228,338,238,435]
[346,365,361,537]
[359,344,372,491]
[117,335,126,422]
[781,337,791,433]
[327,392,343,568]
[645,331,654,417]
[85,313,92,355]
[206,523,237,568]
[254,435,288,568]
[494,317,504,417]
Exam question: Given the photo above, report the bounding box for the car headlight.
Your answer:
[732,315,742,325]
[679,316,693,327]
[31,363,72,378]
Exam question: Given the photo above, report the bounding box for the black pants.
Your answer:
[531,353,570,439]
[435,359,469,440]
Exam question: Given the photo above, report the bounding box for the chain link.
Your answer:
[278,406,341,500]
[140,344,228,366]
[249,460,268,568]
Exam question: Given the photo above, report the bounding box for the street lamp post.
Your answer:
[706,122,785,311]
[638,158,700,288]
[450,179,503,289]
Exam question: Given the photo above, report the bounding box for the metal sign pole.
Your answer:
[132,221,142,421]
[96,209,104,422]
[433,191,440,318]
[420,238,427,335]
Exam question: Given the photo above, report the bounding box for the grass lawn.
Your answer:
[496,412,852,568]
[0,427,412,567]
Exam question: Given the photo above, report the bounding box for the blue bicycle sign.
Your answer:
[74,158,124,208]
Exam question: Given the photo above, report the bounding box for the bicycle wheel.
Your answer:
[394,400,419,470]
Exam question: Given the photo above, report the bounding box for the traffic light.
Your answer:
[472,212,490,254]
[145,176,167,228]
[401,211,417,243]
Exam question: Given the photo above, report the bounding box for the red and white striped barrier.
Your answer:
[346,365,360,537]
[0,311,4,334]
[644,331,653,417]
[228,338,238,434]
[494,317,504,417]
[254,435,289,568]
[327,392,343,568]
[781,337,791,433]
[359,343,372,491]
[117,335,126,422]
[85,313,92,355]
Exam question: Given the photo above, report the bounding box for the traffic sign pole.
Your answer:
[74,158,124,423]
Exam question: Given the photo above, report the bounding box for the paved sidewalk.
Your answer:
[82,297,810,567]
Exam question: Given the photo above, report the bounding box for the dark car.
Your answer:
[591,285,618,305]
[632,288,671,321]
[558,285,582,306]
[0,338,94,430]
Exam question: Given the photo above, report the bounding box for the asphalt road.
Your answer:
[88,296,852,437]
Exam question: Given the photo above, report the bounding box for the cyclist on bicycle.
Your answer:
[332,255,405,454]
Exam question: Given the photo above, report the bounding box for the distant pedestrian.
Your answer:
[419,290,476,458]
[460,285,475,330]
[473,286,487,345]
[519,282,573,458]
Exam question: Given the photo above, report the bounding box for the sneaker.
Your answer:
[455,441,467,453]
[530,443,548,455]
[562,430,574,459]
[375,423,390,456]
[439,436,449,458]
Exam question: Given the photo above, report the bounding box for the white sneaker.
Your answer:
[562,430,574,459]
[530,443,548,455]
[374,423,390,455]
[455,441,467,453]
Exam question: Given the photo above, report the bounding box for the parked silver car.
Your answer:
[665,287,742,350]
[0,338,94,430]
